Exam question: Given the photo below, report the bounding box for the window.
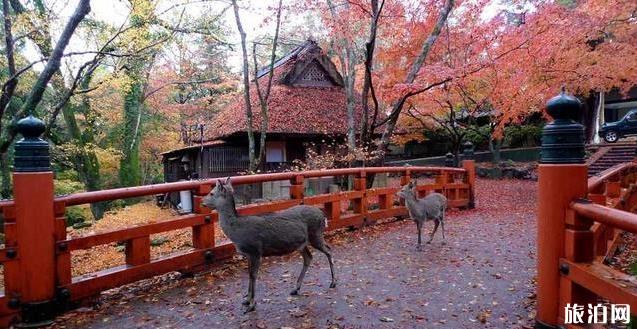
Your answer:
[627,112,637,121]
[301,63,327,82]
[266,141,286,163]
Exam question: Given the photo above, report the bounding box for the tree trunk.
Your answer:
[62,76,105,219]
[591,92,604,144]
[232,0,259,172]
[326,0,357,153]
[0,152,10,198]
[489,137,502,164]
[253,0,283,169]
[488,137,502,178]
[377,0,454,157]
[119,81,143,187]
[0,0,91,154]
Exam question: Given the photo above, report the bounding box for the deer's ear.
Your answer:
[225,177,234,192]
[216,179,225,190]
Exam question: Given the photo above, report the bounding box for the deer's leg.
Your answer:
[242,257,251,306]
[244,254,261,313]
[440,207,446,244]
[416,220,423,250]
[315,243,337,288]
[428,220,440,243]
[291,246,313,295]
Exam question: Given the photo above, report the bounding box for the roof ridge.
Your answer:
[255,39,317,79]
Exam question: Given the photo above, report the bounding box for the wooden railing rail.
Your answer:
[0,166,467,210]
[571,201,637,233]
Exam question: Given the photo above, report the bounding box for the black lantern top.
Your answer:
[540,88,585,164]
[463,141,474,159]
[16,115,46,139]
[545,87,582,121]
[13,115,51,172]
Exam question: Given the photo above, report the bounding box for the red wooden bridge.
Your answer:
[0,133,477,327]
[2,90,637,328]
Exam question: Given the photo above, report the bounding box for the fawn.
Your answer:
[396,180,448,250]
[202,177,336,313]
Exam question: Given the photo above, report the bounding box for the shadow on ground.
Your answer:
[53,179,538,329]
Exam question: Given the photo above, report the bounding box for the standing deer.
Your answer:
[202,177,336,313]
[396,180,448,250]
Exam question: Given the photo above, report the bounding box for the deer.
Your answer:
[202,177,336,313]
[396,180,448,250]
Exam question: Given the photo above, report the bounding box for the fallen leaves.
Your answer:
[52,178,542,328]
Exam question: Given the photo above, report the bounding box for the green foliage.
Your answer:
[54,178,85,196]
[556,0,577,8]
[109,199,127,210]
[504,125,542,148]
[65,206,92,227]
[464,125,491,149]
[151,237,169,246]
[56,169,80,181]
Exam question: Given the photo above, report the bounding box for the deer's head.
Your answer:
[396,180,417,200]
[202,177,234,210]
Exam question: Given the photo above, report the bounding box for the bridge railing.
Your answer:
[0,116,476,327]
[536,91,637,328]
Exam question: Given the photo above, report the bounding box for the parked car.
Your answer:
[599,109,637,143]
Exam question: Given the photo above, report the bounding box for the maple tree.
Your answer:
[302,0,636,165]
[398,0,637,162]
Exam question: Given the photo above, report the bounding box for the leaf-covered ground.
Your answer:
[53,179,538,328]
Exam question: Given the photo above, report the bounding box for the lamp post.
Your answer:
[536,88,587,328]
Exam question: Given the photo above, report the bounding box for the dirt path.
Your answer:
[53,179,538,329]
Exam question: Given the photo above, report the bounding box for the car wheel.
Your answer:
[604,131,619,143]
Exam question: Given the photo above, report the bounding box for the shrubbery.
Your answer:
[65,206,92,227]
[504,125,542,148]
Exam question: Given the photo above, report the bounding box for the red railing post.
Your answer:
[54,201,72,289]
[192,184,215,266]
[11,116,57,326]
[435,170,448,197]
[352,171,367,223]
[400,169,411,186]
[605,180,621,199]
[560,206,596,321]
[289,175,304,200]
[536,90,587,328]
[462,159,476,209]
[399,169,411,208]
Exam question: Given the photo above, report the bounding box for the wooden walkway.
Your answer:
[54,179,538,329]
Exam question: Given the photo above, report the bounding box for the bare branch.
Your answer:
[0,0,91,153]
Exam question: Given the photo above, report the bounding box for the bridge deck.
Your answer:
[54,179,537,328]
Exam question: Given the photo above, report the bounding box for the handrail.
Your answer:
[571,201,637,234]
[0,166,464,208]
[588,162,637,192]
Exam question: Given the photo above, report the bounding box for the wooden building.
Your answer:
[162,40,358,198]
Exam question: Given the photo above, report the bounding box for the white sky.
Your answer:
[27,0,517,75]
[27,0,282,72]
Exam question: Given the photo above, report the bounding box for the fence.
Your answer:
[0,115,476,327]
[536,90,637,328]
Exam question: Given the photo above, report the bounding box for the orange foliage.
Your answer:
[395,0,637,137]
